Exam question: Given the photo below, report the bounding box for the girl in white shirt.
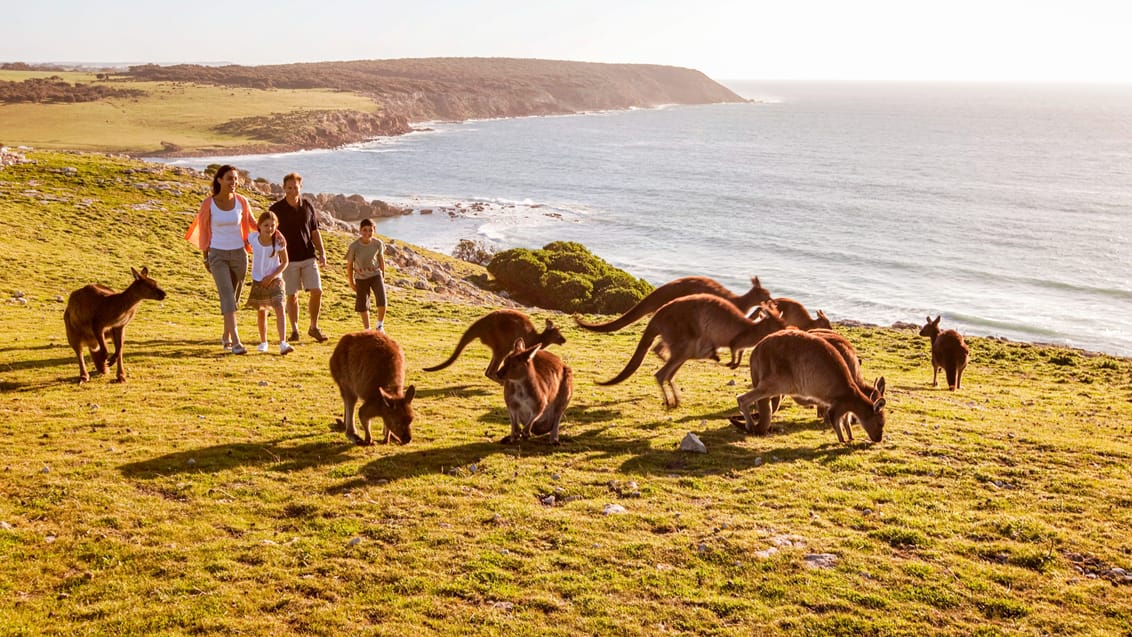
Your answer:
[245,211,293,355]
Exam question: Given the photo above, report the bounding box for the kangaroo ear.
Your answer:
[378,386,394,407]
[933,316,941,325]
[873,397,887,413]
[544,318,554,330]
[925,315,931,324]
[131,267,142,280]
[523,343,542,362]
[512,337,526,353]
[403,385,416,403]
[874,376,886,396]
[817,309,827,319]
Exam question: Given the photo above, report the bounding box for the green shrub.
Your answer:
[543,271,593,313]
[486,248,548,305]
[486,242,653,314]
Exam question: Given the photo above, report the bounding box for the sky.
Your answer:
[3,0,1131,82]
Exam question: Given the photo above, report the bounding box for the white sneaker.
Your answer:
[280,342,294,356]
[257,342,269,353]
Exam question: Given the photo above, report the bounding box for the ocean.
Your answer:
[161,81,1132,357]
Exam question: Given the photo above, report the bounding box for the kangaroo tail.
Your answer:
[422,320,481,372]
[945,364,958,390]
[598,322,660,386]
[575,289,671,333]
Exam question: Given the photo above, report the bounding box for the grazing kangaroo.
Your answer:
[493,338,573,445]
[329,331,416,445]
[736,330,887,443]
[919,315,969,390]
[63,266,166,383]
[424,309,565,382]
[773,298,832,330]
[599,295,787,409]
[575,275,772,333]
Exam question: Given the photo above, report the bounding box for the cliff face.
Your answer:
[129,58,746,122]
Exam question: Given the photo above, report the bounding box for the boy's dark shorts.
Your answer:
[355,274,386,312]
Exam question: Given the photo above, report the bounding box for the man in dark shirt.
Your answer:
[270,173,328,342]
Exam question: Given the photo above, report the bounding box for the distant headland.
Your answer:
[0,58,746,156]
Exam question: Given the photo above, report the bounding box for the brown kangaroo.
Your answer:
[63,266,166,383]
[736,330,887,443]
[919,315,969,390]
[598,294,787,409]
[329,331,416,445]
[493,338,573,445]
[773,297,832,330]
[423,309,565,382]
[575,275,772,333]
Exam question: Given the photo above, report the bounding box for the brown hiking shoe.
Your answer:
[307,326,329,343]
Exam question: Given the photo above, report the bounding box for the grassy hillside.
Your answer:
[0,70,379,154]
[1,151,1131,635]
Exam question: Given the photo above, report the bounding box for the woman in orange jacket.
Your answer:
[185,164,257,354]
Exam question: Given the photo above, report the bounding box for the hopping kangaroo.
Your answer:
[772,297,832,330]
[493,338,573,445]
[575,275,772,333]
[330,331,416,445]
[736,330,887,443]
[63,266,166,383]
[919,315,969,390]
[599,294,787,409]
[424,309,565,382]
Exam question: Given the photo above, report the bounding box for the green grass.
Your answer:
[0,71,378,154]
[1,151,1131,635]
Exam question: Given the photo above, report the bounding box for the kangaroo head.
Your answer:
[379,384,416,444]
[494,338,542,382]
[814,310,832,330]
[541,318,567,347]
[918,315,941,338]
[860,376,887,442]
[131,266,167,301]
[744,276,773,307]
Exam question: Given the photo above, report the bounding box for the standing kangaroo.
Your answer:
[773,298,832,330]
[330,331,416,445]
[493,338,573,445]
[575,275,772,333]
[599,295,787,409]
[919,315,969,390]
[737,330,887,443]
[63,266,166,383]
[423,309,565,382]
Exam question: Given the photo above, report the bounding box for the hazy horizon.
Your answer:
[3,1,1131,84]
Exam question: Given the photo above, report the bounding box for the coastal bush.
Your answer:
[486,242,653,314]
[452,238,498,266]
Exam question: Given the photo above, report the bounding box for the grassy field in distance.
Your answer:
[0,70,379,154]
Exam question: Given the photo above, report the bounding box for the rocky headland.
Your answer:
[130,58,746,154]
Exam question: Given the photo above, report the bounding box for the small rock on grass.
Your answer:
[679,432,707,454]
[602,503,627,515]
[803,553,839,569]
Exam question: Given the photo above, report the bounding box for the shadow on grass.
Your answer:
[415,384,493,399]
[0,338,248,391]
[118,432,351,478]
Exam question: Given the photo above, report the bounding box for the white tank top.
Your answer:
[209,198,246,250]
[248,231,283,281]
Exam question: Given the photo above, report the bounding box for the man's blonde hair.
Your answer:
[283,172,303,187]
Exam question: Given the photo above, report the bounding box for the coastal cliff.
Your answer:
[128,58,745,150]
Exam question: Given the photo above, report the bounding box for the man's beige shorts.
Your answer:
[282,258,322,295]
